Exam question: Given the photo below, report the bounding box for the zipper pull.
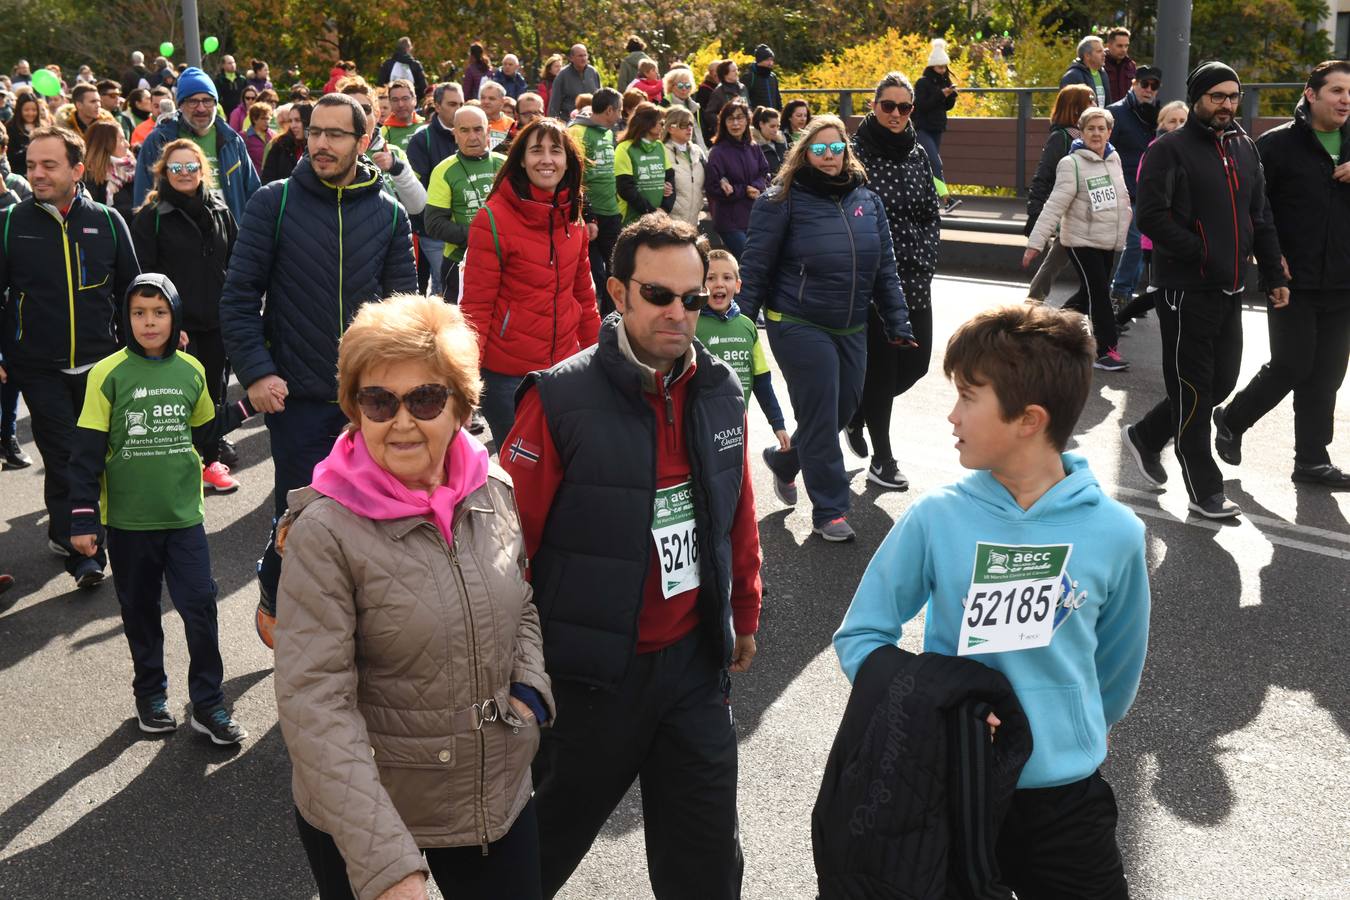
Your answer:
[663,384,674,425]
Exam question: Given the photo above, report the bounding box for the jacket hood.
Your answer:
[570,114,606,129]
[700,299,742,322]
[122,272,183,358]
[954,453,1104,525]
[391,50,416,64]
[1070,139,1116,159]
[291,155,385,200]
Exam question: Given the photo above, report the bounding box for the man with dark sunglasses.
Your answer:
[502,214,762,899]
[1106,64,1162,306]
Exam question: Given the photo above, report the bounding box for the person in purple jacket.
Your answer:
[703,99,769,258]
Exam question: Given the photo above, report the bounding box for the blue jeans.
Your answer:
[916,129,944,183]
[1111,205,1143,298]
[718,229,748,260]
[763,319,867,527]
[480,369,525,451]
[421,237,446,295]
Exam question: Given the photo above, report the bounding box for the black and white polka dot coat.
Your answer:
[852,135,942,309]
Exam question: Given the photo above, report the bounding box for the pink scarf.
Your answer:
[311,428,490,546]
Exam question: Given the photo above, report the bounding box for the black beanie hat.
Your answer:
[1187,61,1240,105]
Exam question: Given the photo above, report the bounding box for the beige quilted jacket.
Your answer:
[1027,146,1132,253]
[273,469,552,900]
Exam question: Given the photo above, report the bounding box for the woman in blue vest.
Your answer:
[738,115,914,543]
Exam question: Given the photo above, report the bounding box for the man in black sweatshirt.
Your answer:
[1213,60,1350,488]
[1121,61,1288,519]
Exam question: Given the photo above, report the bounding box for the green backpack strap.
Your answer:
[273,180,290,247]
[3,206,13,255]
[102,206,116,248]
[483,205,503,265]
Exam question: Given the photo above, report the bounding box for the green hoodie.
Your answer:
[568,118,619,218]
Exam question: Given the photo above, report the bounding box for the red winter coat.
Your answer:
[460,183,601,376]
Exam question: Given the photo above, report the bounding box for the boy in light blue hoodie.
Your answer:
[834,303,1149,898]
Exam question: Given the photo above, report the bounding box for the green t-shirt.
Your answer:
[381,117,422,154]
[77,348,215,530]
[186,126,219,179]
[614,138,674,224]
[569,122,619,217]
[695,311,770,406]
[425,151,507,261]
[1090,69,1106,107]
[1315,128,1342,164]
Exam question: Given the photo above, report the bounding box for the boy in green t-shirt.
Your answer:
[696,250,796,504]
[69,274,254,745]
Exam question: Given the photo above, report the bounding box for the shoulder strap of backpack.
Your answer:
[3,206,12,255]
[273,180,289,247]
[483,205,503,265]
[102,206,116,248]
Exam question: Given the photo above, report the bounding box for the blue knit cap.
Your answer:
[175,66,218,103]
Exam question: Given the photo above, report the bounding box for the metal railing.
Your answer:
[783,84,1303,194]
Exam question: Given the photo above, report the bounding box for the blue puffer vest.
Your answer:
[220,156,417,401]
[519,318,747,690]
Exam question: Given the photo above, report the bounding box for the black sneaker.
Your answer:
[191,705,247,745]
[74,557,105,590]
[216,438,239,468]
[1,435,32,469]
[1212,406,1241,465]
[1188,493,1241,519]
[1291,463,1350,488]
[844,422,868,459]
[867,459,909,491]
[1122,424,1167,487]
[135,694,178,733]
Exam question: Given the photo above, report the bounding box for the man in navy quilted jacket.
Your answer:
[220,93,417,647]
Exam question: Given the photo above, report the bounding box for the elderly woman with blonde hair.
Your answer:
[274,292,552,900]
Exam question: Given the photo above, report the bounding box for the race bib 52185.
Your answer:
[957,542,1073,655]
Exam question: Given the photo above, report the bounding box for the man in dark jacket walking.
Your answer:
[1102,27,1137,105]
[213,55,245,118]
[745,45,782,111]
[547,44,602,120]
[406,82,461,295]
[1060,35,1112,107]
[0,126,139,587]
[377,36,428,104]
[1106,65,1161,304]
[220,94,416,645]
[1215,60,1350,488]
[1123,62,1289,519]
[502,215,762,900]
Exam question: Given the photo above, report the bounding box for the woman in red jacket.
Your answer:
[461,117,601,449]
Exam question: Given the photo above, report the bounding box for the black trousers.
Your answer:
[533,632,742,899]
[1224,290,1350,466]
[185,328,228,466]
[996,770,1129,900]
[1063,245,1119,354]
[589,214,623,319]
[107,524,223,710]
[1134,289,1243,503]
[257,400,349,609]
[848,304,933,464]
[9,364,105,572]
[440,258,462,304]
[294,799,542,900]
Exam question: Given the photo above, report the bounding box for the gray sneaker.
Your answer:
[1122,424,1167,487]
[1188,493,1241,520]
[813,517,856,542]
[135,694,177,733]
[190,705,247,745]
[762,447,798,506]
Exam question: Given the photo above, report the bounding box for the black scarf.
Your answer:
[855,113,916,162]
[795,164,862,199]
[162,184,216,246]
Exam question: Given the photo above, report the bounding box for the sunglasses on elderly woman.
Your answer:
[875,100,914,115]
[632,279,711,311]
[808,141,848,157]
[166,162,202,174]
[357,383,453,422]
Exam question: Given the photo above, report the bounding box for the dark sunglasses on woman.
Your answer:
[357,383,453,422]
[632,280,710,311]
[808,141,848,157]
[875,100,914,115]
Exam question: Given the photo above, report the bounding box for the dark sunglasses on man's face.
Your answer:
[633,280,710,311]
[875,100,914,115]
[1139,80,1160,90]
[357,383,452,423]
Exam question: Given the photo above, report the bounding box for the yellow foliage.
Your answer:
[684,40,754,83]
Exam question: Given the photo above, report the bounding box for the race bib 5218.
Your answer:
[652,481,700,599]
[957,542,1073,655]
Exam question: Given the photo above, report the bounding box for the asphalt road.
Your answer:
[1,275,1346,899]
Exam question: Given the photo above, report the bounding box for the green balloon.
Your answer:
[203,36,220,54]
[975,31,983,39]
[160,41,175,57]
[30,69,61,97]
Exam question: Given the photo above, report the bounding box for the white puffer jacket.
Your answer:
[1027,144,1131,252]
[665,139,707,227]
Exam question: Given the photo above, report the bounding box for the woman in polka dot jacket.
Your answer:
[844,71,942,492]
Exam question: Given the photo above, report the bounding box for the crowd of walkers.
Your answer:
[0,29,1347,900]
